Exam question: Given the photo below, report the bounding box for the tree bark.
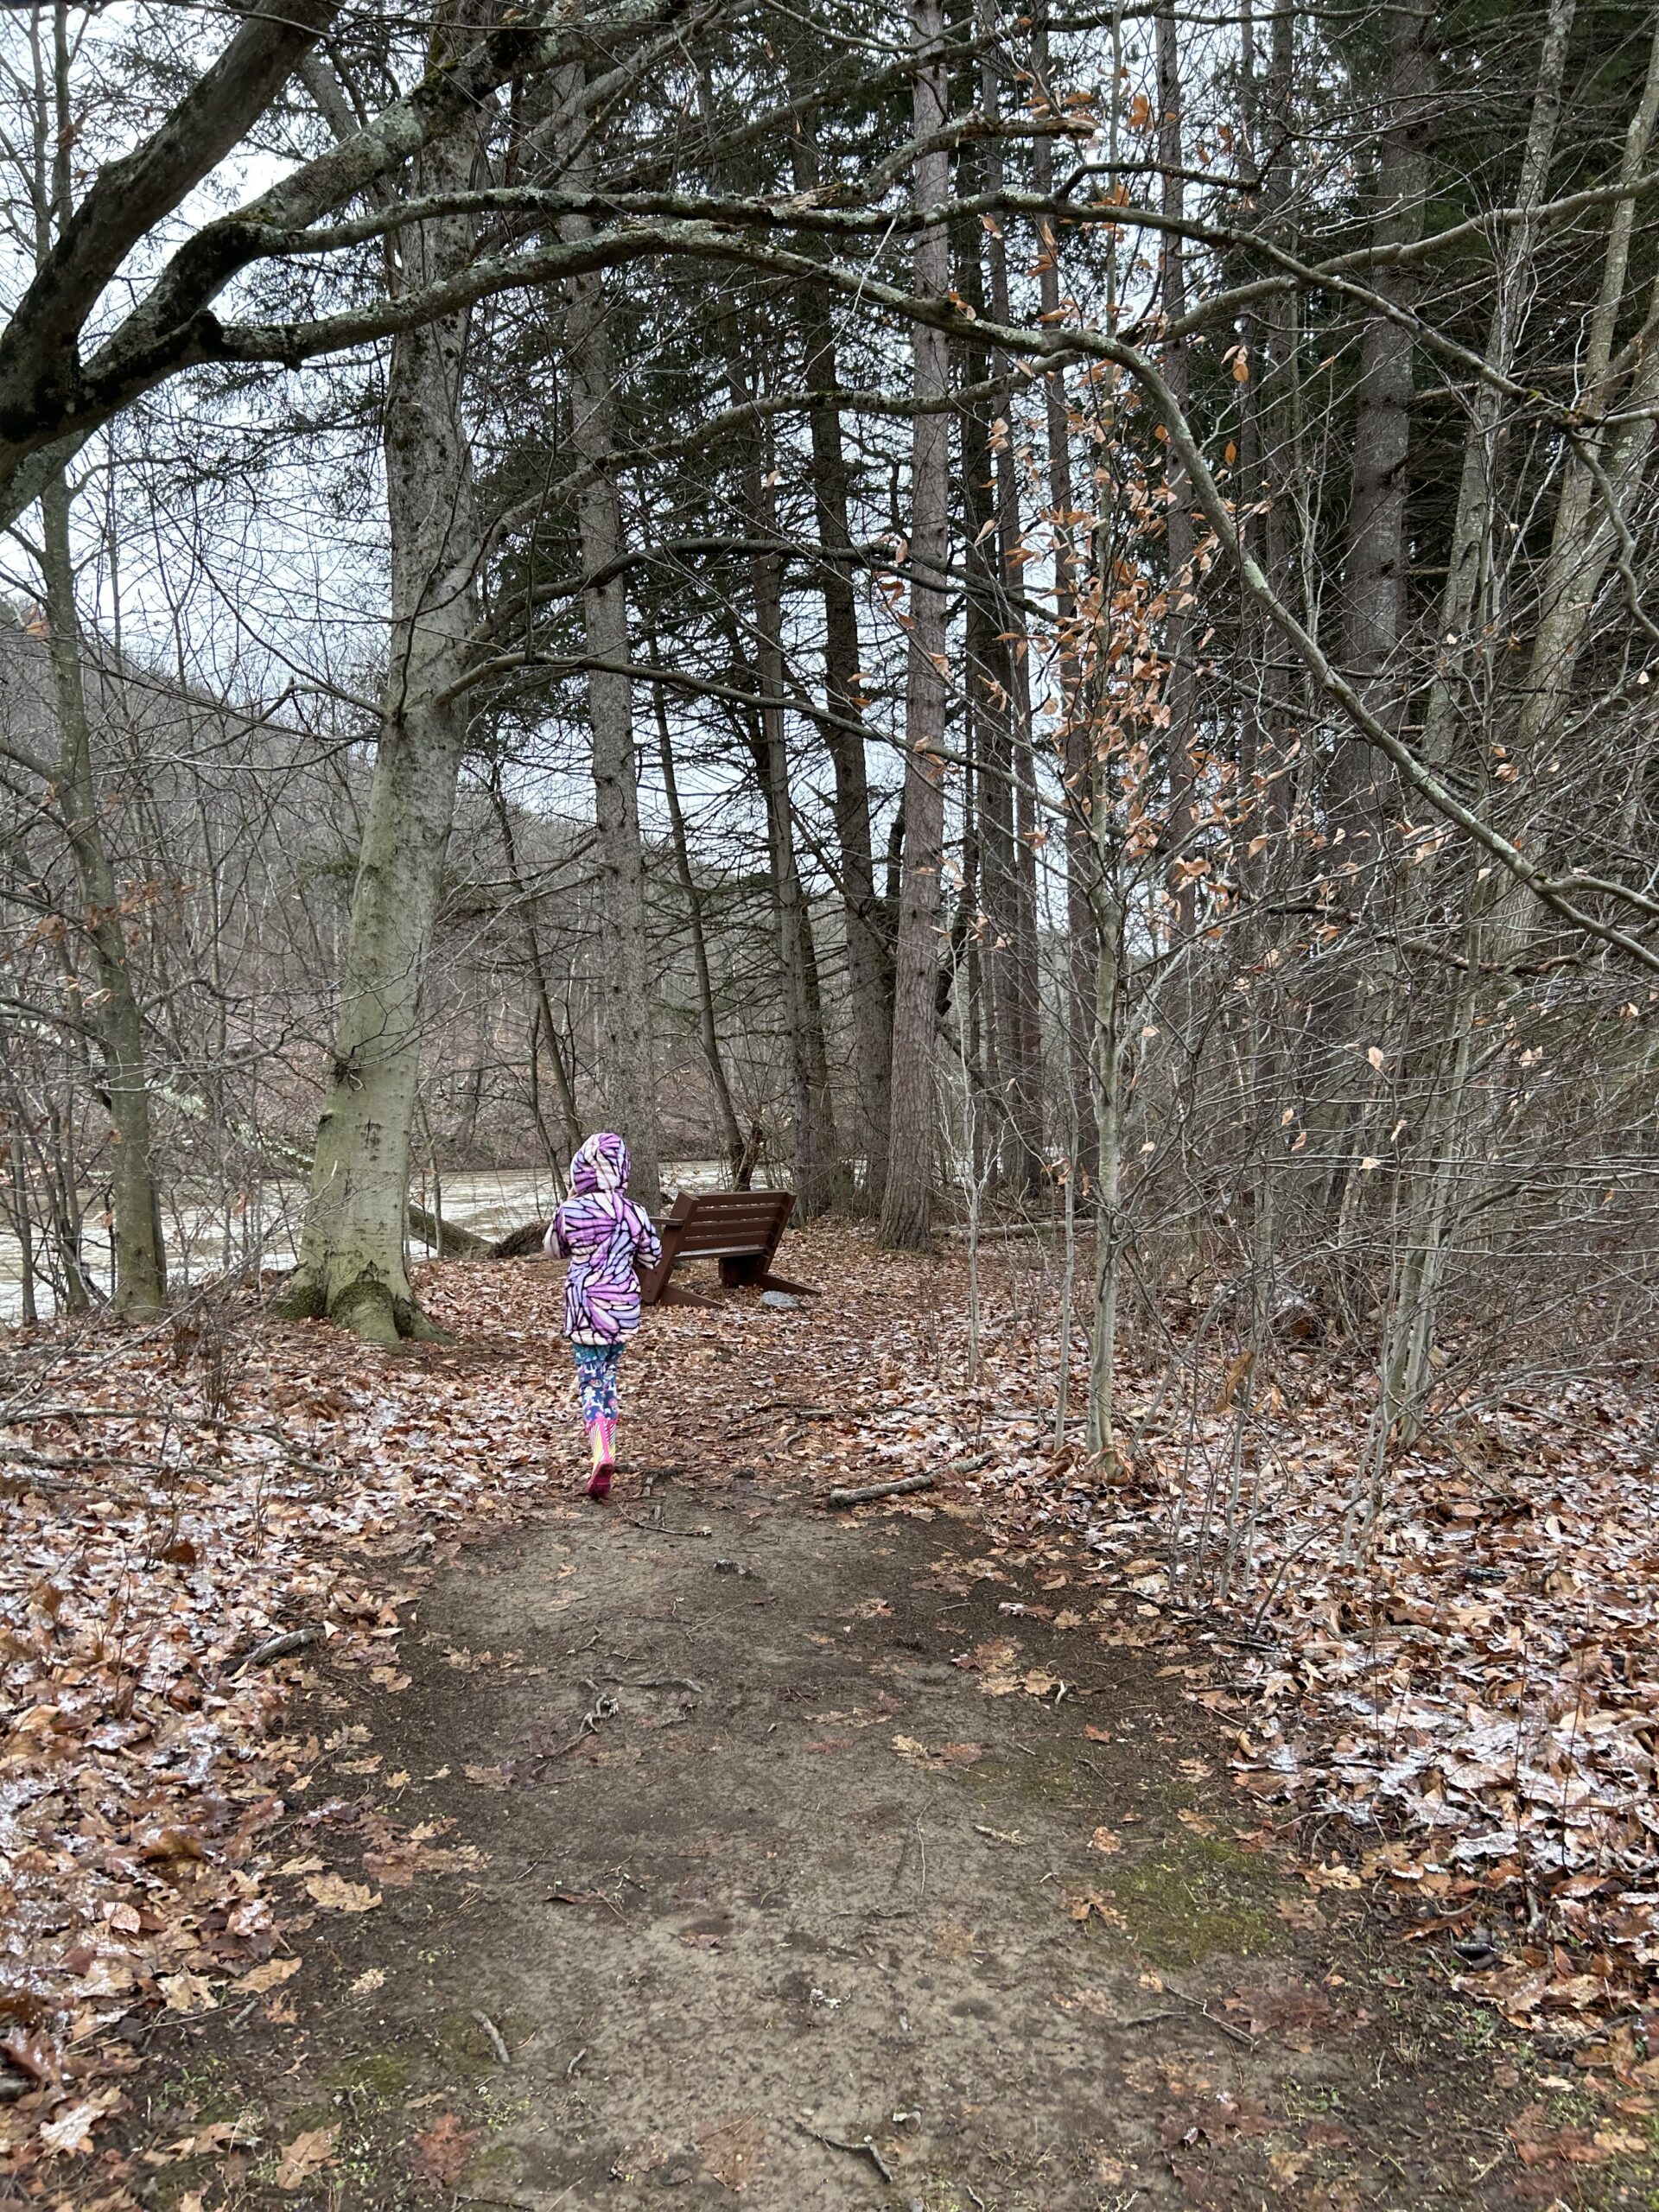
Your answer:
[556,57,661,1209]
[1520,15,1659,752]
[739,395,844,1217]
[289,114,480,1343]
[880,0,952,1249]
[1424,0,1575,764]
[789,111,893,1208]
[972,3,1045,1192]
[1031,0,1096,1177]
[38,473,167,1317]
[1335,0,1437,837]
[650,674,745,1181]
[1156,0,1198,941]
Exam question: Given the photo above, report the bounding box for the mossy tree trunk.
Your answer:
[287,117,480,1344]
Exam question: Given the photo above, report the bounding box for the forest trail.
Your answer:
[146,1458,1559,2211]
[9,1238,1652,2209]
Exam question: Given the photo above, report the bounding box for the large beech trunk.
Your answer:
[289,125,480,1343]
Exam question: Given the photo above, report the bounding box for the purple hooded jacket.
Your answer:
[544,1132,662,1346]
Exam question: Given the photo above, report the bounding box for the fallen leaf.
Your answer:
[40,2090,118,2155]
[158,1970,217,2013]
[412,2113,480,2185]
[1090,1827,1122,1855]
[350,1967,387,1996]
[306,1873,381,1913]
[275,2124,339,2189]
[698,2113,766,2191]
[241,1957,302,1993]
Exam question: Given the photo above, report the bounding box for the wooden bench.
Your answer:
[636,1190,818,1308]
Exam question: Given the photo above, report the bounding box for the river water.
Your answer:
[0,1161,728,1327]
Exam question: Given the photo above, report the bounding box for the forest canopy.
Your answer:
[0,0,1656,1427]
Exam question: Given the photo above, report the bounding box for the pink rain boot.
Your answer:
[586,1416,615,1503]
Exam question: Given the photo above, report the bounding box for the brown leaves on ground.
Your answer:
[304,1873,380,1914]
[273,2123,338,2190]
[780,1230,1659,2052]
[890,1733,985,1770]
[697,2112,766,2190]
[3,1220,1656,2186]
[410,2112,480,2186]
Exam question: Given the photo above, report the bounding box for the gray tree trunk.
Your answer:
[1032,0,1096,1178]
[289,122,480,1343]
[39,473,167,1317]
[1424,0,1574,764]
[790,112,893,1208]
[880,0,951,1249]
[556,59,661,1208]
[1335,1,1437,835]
[1521,15,1659,752]
[650,674,745,1181]
[974,3,1045,1192]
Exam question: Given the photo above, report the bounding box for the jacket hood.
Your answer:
[571,1130,630,1197]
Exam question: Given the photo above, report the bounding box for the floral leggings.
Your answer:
[572,1343,623,1430]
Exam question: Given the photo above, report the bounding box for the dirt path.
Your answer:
[130,1440,1599,2212]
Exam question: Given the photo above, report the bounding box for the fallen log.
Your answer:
[822,1472,936,1509]
[487,1219,551,1260]
[229,1625,322,1675]
[407,1202,490,1259]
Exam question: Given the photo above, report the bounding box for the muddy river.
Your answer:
[0,1161,727,1326]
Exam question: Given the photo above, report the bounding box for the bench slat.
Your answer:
[639,1190,813,1306]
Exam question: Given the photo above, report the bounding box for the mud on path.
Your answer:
[126,1332,1624,2212]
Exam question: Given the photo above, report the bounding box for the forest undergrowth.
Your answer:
[1,1222,1656,2201]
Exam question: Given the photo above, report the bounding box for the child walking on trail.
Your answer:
[543,1131,662,1502]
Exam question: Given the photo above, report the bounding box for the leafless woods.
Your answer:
[0,0,1656,1470]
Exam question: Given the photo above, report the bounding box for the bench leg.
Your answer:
[654,1281,717,1309]
[755,1270,818,1297]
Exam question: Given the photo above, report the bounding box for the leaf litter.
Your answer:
[3,1221,1657,2194]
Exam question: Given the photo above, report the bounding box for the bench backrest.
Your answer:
[655,1189,793,1260]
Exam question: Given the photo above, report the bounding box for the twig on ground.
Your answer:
[228,1625,322,1675]
[1165,1984,1258,2047]
[798,2123,894,2183]
[601,1675,703,1693]
[471,2010,511,2065]
[530,1688,620,1767]
[823,1473,935,1508]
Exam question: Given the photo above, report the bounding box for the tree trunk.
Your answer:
[39,472,167,1317]
[557,59,660,1209]
[1085,792,1125,1465]
[488,774,582,1177]
[1032,0,1095,1177]
[1521,14,1659,751]
[650,675,745,1181]
[289,121,480,1344]
[880,0,952,1249]
[789,111,893,1207]
[971,7,1045,1192]
[1335,0,1437,836]
[1424,0,1574,764]
[1156,0,1198,941]
[746,409,845,1217]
